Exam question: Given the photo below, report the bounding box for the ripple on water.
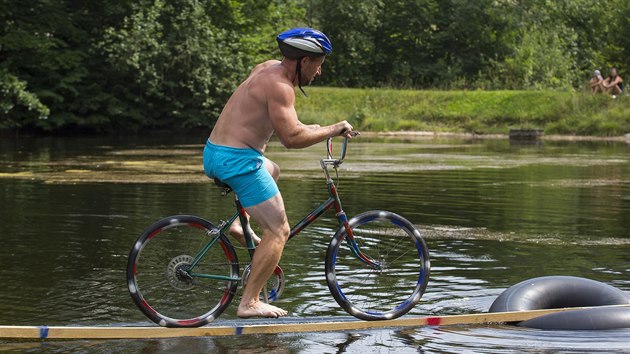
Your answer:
[2,137,629,352]
[406,325,630,353]
[419,224,630,246]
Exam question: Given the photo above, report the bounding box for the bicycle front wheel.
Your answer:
[326,211,430,320]
[127,215,239,327]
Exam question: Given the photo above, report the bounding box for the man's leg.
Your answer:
[237,193,290,318]
[229,159,281,246]
[229,215,260,246]
[265,158,281,180]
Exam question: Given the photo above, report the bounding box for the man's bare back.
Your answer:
[210,57,347,152]
[210,60,289,152]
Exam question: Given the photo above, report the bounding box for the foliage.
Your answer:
[1,69,50,129]
[0,0,628,133]
[1,0,89,130]
[1,0,303,132]
[310,0,628,90]
[98,0,304,129]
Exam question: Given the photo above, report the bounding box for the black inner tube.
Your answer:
[489,276,630,330]
[518,307,630,330]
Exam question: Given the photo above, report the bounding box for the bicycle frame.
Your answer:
[189,135,379,281]
[128,132,428,326]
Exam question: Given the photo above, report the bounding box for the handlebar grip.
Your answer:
[339,129,360,137]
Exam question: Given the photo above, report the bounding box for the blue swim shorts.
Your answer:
[203,139,279,207]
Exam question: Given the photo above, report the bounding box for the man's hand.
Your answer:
[336,120,354,138]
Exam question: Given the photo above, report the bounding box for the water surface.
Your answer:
[1,135,629,352]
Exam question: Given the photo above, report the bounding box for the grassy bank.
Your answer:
[296,87,630,136]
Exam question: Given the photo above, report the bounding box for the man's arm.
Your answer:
[267,82,352,149]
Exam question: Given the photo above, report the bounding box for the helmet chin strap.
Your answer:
[296,58,308,97]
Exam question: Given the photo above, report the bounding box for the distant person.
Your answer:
[600,67,623,96]
[589,69,604,94]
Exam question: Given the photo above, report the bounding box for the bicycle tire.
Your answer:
[242,264,285,303]
[127,215,239,327]
[325,210,430,321]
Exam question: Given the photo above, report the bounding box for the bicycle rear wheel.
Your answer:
[326,210,430,320]
[127,215,239,327]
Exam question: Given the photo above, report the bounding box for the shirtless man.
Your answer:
[203,28,353,318]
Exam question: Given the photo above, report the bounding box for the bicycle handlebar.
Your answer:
[325,131,360,166]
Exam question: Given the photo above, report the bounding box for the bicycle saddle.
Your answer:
[213,178,233,194]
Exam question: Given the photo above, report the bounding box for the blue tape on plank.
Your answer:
[235,326,243,335]
[38,326,49,339]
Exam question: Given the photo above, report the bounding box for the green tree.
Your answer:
[0,69,50,129]
[372,0,438,87]
[308,0,382,87]
[1,0,84,129]
[312,0,512,88]
[311,0,627,90]
[2,0,629,132]
[604,0,630,72]
[1,0,134,131]
[99,0,305,129]
[1,0,303,132]
[428,0,512,88]
[483,0,625,90]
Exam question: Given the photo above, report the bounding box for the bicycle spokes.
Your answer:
[127,216,239,327]
[326,211,430,321]
[242,264,285,303]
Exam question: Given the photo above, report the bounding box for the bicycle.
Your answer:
[126,134,430,327]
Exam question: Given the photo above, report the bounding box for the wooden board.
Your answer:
[2,305,629,340]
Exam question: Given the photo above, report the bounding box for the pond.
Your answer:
[1,134,629,352]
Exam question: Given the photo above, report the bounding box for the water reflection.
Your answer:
[0,135,629,352]
[5,326,628,353]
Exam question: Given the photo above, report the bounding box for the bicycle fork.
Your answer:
[328,179,382,270]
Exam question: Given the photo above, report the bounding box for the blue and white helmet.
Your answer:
[277,28,332,59]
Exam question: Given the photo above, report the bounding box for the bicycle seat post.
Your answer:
[213,178,233,196]
[233,197,257,257]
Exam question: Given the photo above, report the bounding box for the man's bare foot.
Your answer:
[237,300,288,318]
[229,223,261,247]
